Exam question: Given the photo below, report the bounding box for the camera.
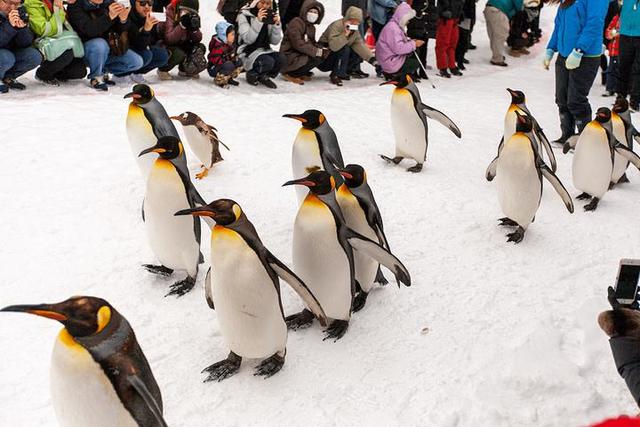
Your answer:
[613,259,640,307]
[17,6,29,24]
[180,12,201,30]
[263,9,275,25]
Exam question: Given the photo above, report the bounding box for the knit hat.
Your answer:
[179,0,199,12]
[215,21,234,43]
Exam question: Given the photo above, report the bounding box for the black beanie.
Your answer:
[179,0,199,12]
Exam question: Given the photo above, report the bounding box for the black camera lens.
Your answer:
[17,6,29,23]
[190,13,200,29]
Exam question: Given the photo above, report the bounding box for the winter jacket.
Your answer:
[606,14,620,56]
[237,6,282,70]
[375,2,416,73]
[486,0,522,19]
[0,12,34,49]
[610,336,640,407]
[437,0,464,19]
[407,0,437,39]
[25,0,67,38]
[66,0,126,42]
[208,22,237,65]
[318,6,373,60]
[280,0,303,29]
[620,0,640,37]
[546,0,608,57]
[368,0,399,25]
[127,5,162,52]
[219,0,248,22]
[342,0,367,16]
[280,0,324,73]
[462,0,476,21]
[159,3,203,47]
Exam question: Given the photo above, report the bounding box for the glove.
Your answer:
[543,48,554,69]
[565,48,583,70]
[441,11,452,19]
[608,286,622,310]
[368,57,378,67]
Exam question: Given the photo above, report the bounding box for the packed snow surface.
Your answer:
[2,2,640,426]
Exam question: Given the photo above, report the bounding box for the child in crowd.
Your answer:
[207,21,243,88]
[604,13,620,97]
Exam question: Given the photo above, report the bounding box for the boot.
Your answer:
[555,110,576,144]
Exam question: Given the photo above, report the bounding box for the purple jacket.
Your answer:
[375,2,416,73]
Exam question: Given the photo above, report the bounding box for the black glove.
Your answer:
[368,57,378,66]
[609,286,622,310]
[562,142,571,154]
[441,11,452,19]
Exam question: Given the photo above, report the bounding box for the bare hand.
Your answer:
[8,10,26,28]
[108,3,123,20]
[144,12,158,31]
[414,39,425,47]
[118,6,131,22]
[344,24,352,36]
[257,8,267,21]
[273,13,280,25]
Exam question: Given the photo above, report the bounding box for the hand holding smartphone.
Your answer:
[614,259,640,306]
[151,12,166,22]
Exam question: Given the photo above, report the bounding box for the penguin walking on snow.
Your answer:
[283,110,345,203]
[139,136,206,296]
[124,84,187,180]
[379,74,462,173]
[1,296,166,427]
[486,112,574,243]
[335,164,390,311]
[502,89,557,172]
[175,199,327,381]
[283,171,411,341]
[171,111,230,180]
[611,98,634,187]
[563,107,640,211]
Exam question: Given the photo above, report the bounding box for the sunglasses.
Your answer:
[137,0,153,5]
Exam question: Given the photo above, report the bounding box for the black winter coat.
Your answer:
[462,0,475,21]
[67,0,126,42]
[437,0,464,19]
[0,13,34,50]
[407,0,437,39]
[127,9,162,51]
[611,337,640,408]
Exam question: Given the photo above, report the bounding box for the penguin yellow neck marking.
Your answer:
[302,193,326,207]
[212,225,242,241]
[58,329,83,350]
[508,104,521,114]
[153,158,175,170]
[337,184,353,198]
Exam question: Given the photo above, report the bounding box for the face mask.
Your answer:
[307,12,318,23]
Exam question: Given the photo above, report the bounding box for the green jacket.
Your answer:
[318,6,373,61]
[25,0,67,38]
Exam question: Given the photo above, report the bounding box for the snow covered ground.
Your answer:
[2,1,640,426]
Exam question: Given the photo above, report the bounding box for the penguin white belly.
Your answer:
[496,137,541,228]
[573,124,612,198]
[293,196,351,321]
[611,116,629,183]
[210,226,286,358]
[126,104,157,180]
[50,331,137,427]
[183,125,214,169]
[292,128,323,204]
[144,159,200,276]
[336,187,378,293]
[503,108,517,144]
[391,89,426,162]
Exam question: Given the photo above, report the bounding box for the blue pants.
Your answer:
[137,46,169,75]
[606,56,620,94]
[84,38,143,79]
[0,47,42,80]
[249,52,286,78]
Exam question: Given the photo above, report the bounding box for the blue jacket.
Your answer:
[620,0,640,37]
[486,0,523,19]
[0,12,35,49]
[547,0,608,57]
[367,0,399,25]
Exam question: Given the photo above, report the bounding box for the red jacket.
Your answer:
[207,36,236,66]
[606,14,620,57]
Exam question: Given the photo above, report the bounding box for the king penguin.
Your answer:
[335,164,390,311]
[611,98,634,186]
[139,135,207,296]
[283,171,411,341]
[503,88,557,172]
[171,111,230,180]
[563,107,640,211]
[379,74,462,173]
[283,110,345,204]
[486,112,574,243]
[175,199,327,381]
[1,296,167,427]
[124,84,187,180]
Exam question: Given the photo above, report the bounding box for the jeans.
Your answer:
[249,52,286,78]
[0,47,42,80]
[317,46,351,76]
[618,35,640,103]
[84,38,144,79]
[160,45,187,72]
[288,56,323,77]
[136,46,170,75]
[207,59,242,77]
[36,49,86,81]
[606,56,620,94]
[555,55,600,138]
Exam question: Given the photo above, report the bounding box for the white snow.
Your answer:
[2,1,640,426]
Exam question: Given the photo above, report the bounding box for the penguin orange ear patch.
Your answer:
[319,114,326,124]
[232,204,242,221]
[329,176,336,189]
[96,306,111,333]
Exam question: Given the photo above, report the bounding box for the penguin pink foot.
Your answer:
[202,352,242,382]
[254,353,285,378]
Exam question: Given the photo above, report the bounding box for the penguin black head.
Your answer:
[514,111,533,133]
[1,296,113,338]
[339,164,366,188]
[170,111,200,126]
[124,84,154,104]
[507,88,525,105]
[175,198,242,226]
[283,110,326,130]
[596,107,612,123]
[283,170,335,195]
[139,136,183,160]
[379,74,412,88]
[613,97,629,114]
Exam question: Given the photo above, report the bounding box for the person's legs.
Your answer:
[288,57,323,77]
[106,49,144,77]
[606,56,619,94]
[416,40,428,76]
[372,20,384,41]
[36,49,74,81]
[455,28,469,66]
[268,52,287,77]
[0,49,16,81]
[485,7,508,63]
[160,47,186,72]
[555,55,575,140]
[618,35,634,96]
[448,20,460,69]
[6,47,42,80]
[435,19,449,70]
[630,38,640,107]
[600,53,608,85]
[397,55,419,76]
[317,48,343,72]
[566,55,600,132]
[252,54,276,78]
[56,57,87,80]
[84,38,110,79]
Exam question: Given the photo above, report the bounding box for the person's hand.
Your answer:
[608,286,622,310]
[53,0,64,9]
[144,12,158,30]
[108,3,123,20]
[543,48,554,70]
[368,56,378,67]
[344,24,352,36]
[118,6,130,22]
[322,48,330,58]
[273,13,280,25]
[8,10,26,28]
[414,39,425,47]
[565,48,583,70]
[257,8,267,22]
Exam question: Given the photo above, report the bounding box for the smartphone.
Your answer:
[116,0,129,6]
[615,259,640,305]
[348,24,359,31]
[151,12,166,21]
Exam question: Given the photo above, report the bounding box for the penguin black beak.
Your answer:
[506,88,516,95]
[282,114,307,123]
[1,304,68,321]
[138,146,166,157]
[283,178,316,187]
[379,81,397,86]
[174,207,216,218]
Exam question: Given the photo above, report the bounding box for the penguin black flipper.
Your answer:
[350,185,390,250]
[141,99,188,170]
[316,132,344,187]
[420,103,462,138]
[127,375,168,427]
[614,142,640,170]
[344,229,411,287]
[142,198,145,222]
[486,156,499,181]
[204,267,214,309]
[533,120,558,172]
[538,163,574,213]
